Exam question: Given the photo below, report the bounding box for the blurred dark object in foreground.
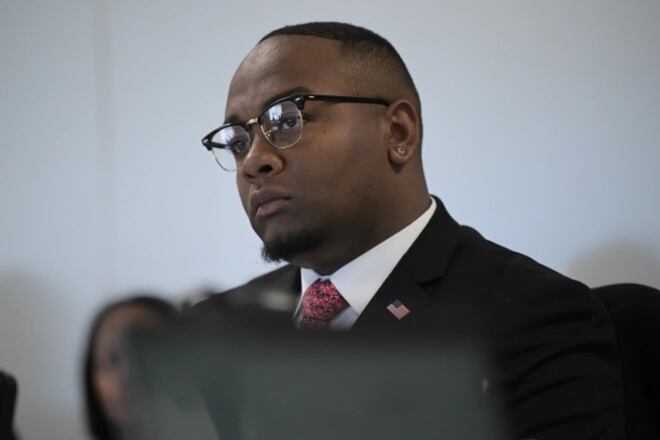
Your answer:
[0,370,18,440]
[127,296,507,440]
[593,283,660,439]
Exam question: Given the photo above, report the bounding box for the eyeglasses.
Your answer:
[201,93,390,171]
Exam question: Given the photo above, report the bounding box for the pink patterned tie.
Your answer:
[299,279,348,330]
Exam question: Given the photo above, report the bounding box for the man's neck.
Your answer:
[291,195,432,275]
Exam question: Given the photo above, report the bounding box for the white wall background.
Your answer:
[1,0,659,438]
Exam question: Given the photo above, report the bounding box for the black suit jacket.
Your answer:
[198,197,625,439]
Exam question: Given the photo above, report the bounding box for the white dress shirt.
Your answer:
[294,198,437,330]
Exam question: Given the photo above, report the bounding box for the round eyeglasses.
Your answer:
[201,93,389,171]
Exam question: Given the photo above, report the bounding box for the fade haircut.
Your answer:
[260,21,423,144]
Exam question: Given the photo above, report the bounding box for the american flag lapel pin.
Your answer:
[386,300,410,320]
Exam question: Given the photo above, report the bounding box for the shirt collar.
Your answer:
[298,198,437,316]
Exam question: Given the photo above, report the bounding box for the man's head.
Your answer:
[222,22,430,274]
[258,22,423,132]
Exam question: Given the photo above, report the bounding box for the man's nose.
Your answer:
[239,130,285,181]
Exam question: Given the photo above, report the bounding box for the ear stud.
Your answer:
[395,146,406,155]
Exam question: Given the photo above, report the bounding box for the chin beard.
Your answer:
[261,229,324,264]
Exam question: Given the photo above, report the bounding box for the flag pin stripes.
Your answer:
[386,300,410,320]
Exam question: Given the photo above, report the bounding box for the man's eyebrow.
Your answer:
[224,86,312,124]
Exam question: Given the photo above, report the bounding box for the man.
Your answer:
[198,22,624,438]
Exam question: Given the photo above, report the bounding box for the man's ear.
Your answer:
[384,99,420,166]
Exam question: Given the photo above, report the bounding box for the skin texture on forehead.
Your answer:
[227,35,417,121]
[227,36,357,119]
[226,35,428,274]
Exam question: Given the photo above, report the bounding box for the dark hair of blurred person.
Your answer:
[82,295,178,440]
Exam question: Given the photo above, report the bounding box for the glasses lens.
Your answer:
[261,100,303,148]
[210,125,251,171]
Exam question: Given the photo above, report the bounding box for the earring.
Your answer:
[395,146,406,155]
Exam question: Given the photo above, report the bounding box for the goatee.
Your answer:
[261,229,323,264]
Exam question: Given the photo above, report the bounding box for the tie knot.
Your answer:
[300,279,348,330]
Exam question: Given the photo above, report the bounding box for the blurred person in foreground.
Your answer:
[196,21,624,439]
[82,296,177,440]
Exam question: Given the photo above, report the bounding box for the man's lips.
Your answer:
[251,191,290,219]
[256,197,288,217]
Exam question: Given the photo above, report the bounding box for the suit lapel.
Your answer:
[271,265,300,297]
[352,267,428,330]
[267,265,301,316]
[353,196,462,329]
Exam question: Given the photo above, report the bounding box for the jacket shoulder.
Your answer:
[222,264,298,295]
[191,265,298,316]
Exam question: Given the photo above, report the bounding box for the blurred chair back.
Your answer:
[592,283,660,439]
[0,370,17,440]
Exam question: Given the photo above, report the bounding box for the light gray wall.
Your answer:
[1,1,659,438]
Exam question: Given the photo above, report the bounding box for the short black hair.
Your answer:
[260,22,422,140]
[82,295,178,440]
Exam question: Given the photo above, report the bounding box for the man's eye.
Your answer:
[229,138,250,155]
[281,113,301,129]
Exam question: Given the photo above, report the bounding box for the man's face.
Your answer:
[225,36,392,272]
